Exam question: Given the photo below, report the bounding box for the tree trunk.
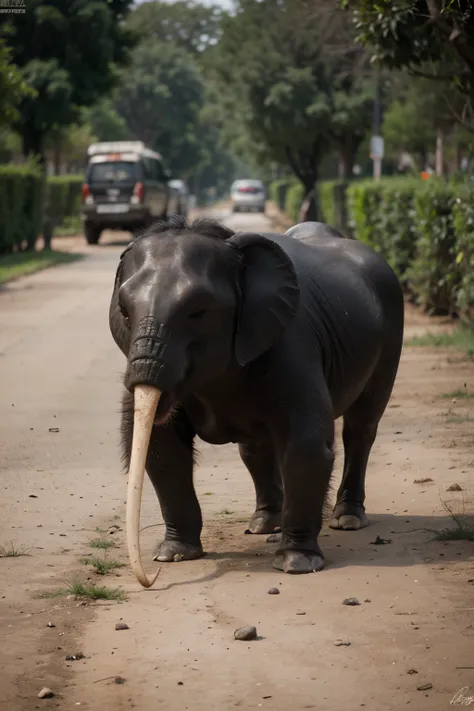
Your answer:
[298,174,320,222]
[53,144,61,176]
[435,127,444,176]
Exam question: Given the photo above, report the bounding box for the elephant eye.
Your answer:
[189,309,207,320]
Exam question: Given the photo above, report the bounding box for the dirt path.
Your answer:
[1,210,473,710]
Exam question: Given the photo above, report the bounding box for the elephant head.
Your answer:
[109,216,300,587]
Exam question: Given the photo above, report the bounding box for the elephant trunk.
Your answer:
[126,384,162,588]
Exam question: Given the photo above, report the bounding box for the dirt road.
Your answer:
[1,209,474,710]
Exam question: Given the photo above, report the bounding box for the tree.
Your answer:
[342,0,474,131]
[115,38,203,177]
[1,0,136,161]
[208,0,375,217]
[127,0,224,55]
[0,39,33,129]
[82,99,129,143]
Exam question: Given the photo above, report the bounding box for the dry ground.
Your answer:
[0,208,473,710]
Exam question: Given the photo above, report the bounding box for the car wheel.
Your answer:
[85,223,101,245]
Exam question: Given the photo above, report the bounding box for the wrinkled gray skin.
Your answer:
[110,216,404,574]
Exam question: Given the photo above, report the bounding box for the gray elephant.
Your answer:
[109,216,404,587]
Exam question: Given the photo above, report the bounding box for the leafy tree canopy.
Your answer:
[342,0,474,129]
[127,0,224,55]
[1,0,136,158]
[115,38,204,176]
[0,39,34,129]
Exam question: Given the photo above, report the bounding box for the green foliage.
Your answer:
[453,190,474,322]
[409,181,458,313]
[0,162,44,254]
[1,0,136,157]
[285,182,306,222]
[116,38,203,176]
[44,176,83,234]
[127,0,224,55]
[269,178,293,211]
[0,40,35,128]
[0,250,81,285]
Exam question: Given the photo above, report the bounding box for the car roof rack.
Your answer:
[87,141,163,161]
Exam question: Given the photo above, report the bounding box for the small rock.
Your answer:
[115,676,126,685]
[334,640,351,646]
[364,599,371,603]
[47,622,56,628]
[177,681,184,686]
[417,683,432,691]
[48,428,60,433]
[266,533,281,543]
[296,611,306,615]
[65,653,85,661]
[414,477,433,484]
[342,597,360,606]
[370,535,392,545]
[29,494,38,498]
[268,587,280,595]
[38,688,54,699]
[234,625,257,641]
[115,622,129,631]
[447,483,463,492]
[407,669,418,675]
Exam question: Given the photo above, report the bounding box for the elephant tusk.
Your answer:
[126,384,162,589]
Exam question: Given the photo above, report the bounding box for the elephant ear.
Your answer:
[228,232,300,366]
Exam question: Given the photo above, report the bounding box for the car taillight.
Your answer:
[133,182,144,203]
[82,183,90,202]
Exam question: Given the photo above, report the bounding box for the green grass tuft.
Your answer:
[0,542,29,557]
[79,556,125,575]
[89,537,117,550]
[39,580,125,601]
[406,328,474,358]
[441,389,474,399]
[0,250,82,285]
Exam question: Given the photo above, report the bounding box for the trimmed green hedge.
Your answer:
[44,175,83,233]
[0,163,44,254]
[346,177,474,318]
[270,173,474,321]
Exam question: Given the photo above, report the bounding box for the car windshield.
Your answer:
[89,161,137,183]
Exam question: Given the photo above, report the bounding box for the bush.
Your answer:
[408,181,459,314]
[269,178,293,211]
[0,162,44,254]
[44,175,83,233]
[346,179,385,251]
[285,181,305,222]
[453,189,474,322]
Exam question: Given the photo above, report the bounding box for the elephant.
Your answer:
[109,215,404,588]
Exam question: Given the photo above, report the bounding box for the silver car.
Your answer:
[230,179,266,213]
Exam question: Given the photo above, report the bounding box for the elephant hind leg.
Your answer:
[239,442,283,534]
[330,339,402,531]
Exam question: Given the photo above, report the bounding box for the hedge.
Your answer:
[270,173,474,321]
[346,177,474,318]
[44,175,83,233]
[0,163,44,254]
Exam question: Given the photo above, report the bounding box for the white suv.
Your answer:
[230,179,266,213]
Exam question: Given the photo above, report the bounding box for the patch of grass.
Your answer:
[39,580,125,601]
[447,415,474,424]
[89,537,117,550]
[432,498,474,542]
[406,328,474,358]
[54,216,82,237]
[218,509,234,516]
[0,250,82,285]
[94,526,108,534]
[79,556,125,575]
[441,388,474,400]
[0,542,29,557]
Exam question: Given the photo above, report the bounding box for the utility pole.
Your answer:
[371,65,383,181]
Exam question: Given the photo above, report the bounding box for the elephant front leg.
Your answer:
[239,442,283,534]
[122,396,204,562]
[273,423,335,574]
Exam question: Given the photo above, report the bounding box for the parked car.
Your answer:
[81,141,171,244]
[230,179,266,213]
[168,179,190,220]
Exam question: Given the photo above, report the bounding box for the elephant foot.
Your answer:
[153,539,205,563]
[329,502,368,531]
[272,549,324,574]
[246,509,281,535]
